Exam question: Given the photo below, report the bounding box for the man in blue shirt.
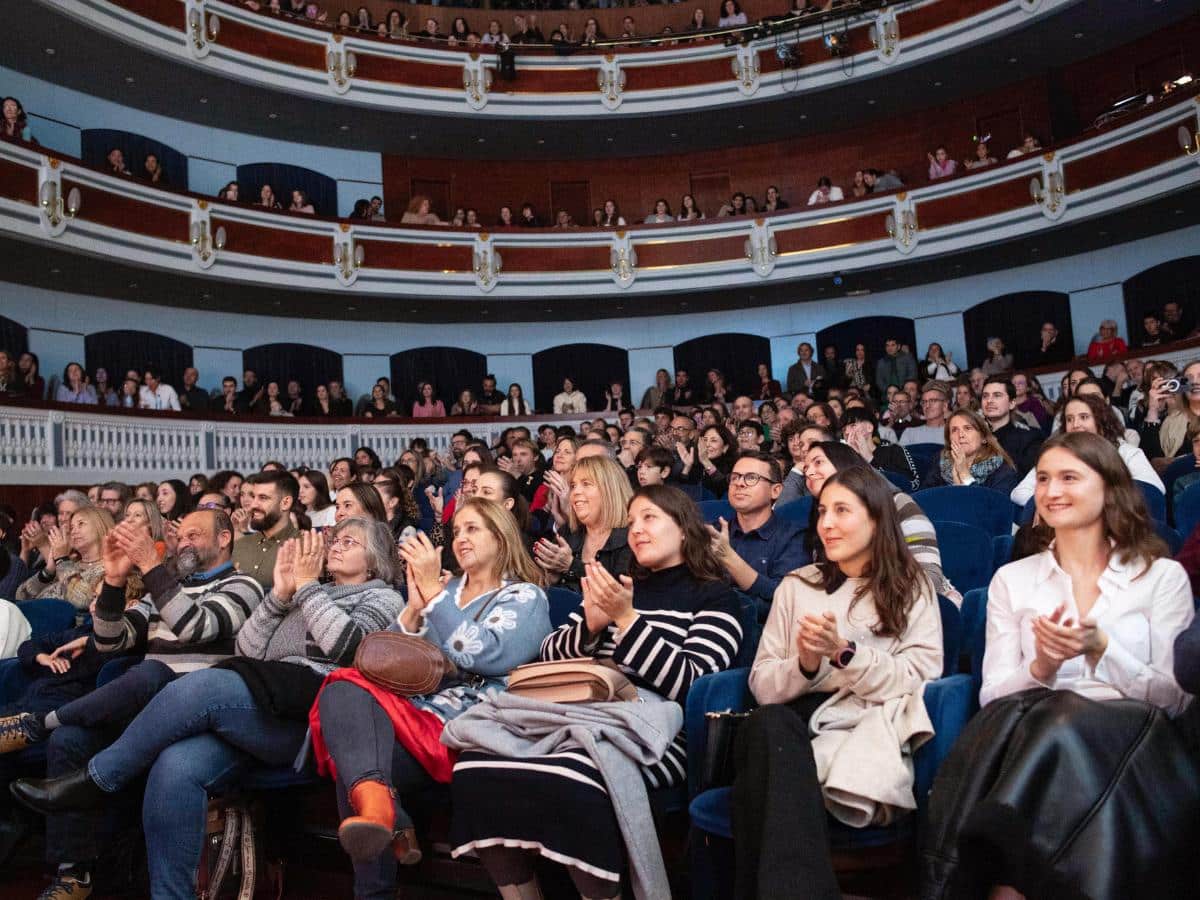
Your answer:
[708,452,809,620]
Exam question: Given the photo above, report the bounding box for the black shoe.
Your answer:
[9,769,108,814]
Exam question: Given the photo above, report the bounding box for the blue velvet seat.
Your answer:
[932,521,994,594]
[913,485,1016,537]
[698,498,735,524]
[773,496,812,527]
[19,598,77,640]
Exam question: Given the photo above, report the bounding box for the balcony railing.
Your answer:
[1,88,1197,301]
[43,0,1070,117]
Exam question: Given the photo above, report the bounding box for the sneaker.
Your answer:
[0,713,40,754]
[36,872,92,900]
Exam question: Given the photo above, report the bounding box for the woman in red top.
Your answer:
[1086,319,1128,363]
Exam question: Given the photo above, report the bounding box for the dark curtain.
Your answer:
[0,314,28,357]
[673,333,770,399]
[963,292,1073,369]
[238,162,337,217]
[1123,256,1200,345]
[243,344,344,398]
[391,347,487,411]
[81,129,188,188]
[85,331,193,390]
[815,316,916,368]
[533,344,631,414]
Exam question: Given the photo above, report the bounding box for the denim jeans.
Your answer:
[56,659,176,729]
[84,668,307,900]
[318,680,436,900]
[45,721,133,865]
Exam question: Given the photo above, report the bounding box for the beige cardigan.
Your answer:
[749,565,943,826]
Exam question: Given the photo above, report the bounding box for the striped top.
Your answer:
[235,579,404,676]
[540,565,742,787]
[892,491,962,606]
[92,562,264,674]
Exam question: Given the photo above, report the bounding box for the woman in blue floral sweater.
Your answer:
[309,498,550,900]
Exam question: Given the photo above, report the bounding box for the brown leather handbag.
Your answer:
[353,632,459,697]
[506,658,638,703]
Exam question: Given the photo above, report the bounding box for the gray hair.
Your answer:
[55,489,91,510]
[332,516,399,584]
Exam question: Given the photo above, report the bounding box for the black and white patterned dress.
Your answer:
[449,565,742,884]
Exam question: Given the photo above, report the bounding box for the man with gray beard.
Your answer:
[0,509,264,898]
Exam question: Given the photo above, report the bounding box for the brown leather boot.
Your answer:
[393,826,422,866]
[338,780,395,862]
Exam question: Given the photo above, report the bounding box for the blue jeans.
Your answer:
[88,669,307,900]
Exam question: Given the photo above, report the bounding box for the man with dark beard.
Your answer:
[231,470,299,590]
[0,509,264,898]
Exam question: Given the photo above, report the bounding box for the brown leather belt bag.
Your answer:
[353,632,459,697]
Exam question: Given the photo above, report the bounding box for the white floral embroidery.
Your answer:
[445,621,485,667]
[506,584,539,604]
[484,607,518,633]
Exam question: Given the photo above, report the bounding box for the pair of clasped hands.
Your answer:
[1030,603,1107,681]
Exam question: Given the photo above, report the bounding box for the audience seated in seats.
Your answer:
[923,408,1020,494]
[921,342,959,382]
[362,383,398,419]
[552,377,588,414]
[900,380,951,446]
[964,140,997,170]
[1032,320,1074,366]
[257,184,281,210]
[681,424,734,495]
[297,470,336,528]
[1139,358,1200,460]
[410,382,446,418]
[981,376,1043,476]
[10,519,405,900]
[644,199,673,224]
[1087,319,1128,363]
[598,199,626,228]
[875,337,917,396]
[1006,133,1042,159]
[1011,371,1052,432]
[1161,299,1195,340]
[16,507,129,612]
[805,440,960,604]
[677,193,705,221]
[533,455,632,593]
[307,499,550,893]
[55,362,96,405]
[401,195,445,226]
[803,175,842,205]
[842,407,921,491]
[922,432,1195,900]
[708,452,808,619]
[137,366,180,412]
[1,96,33,142]
[980,337,1014,376]
[498,383,532,417]
[669,370,697,406]
[1010,393,1161,506]
[734,464,942,898]
[288,189,314,214]
[445,485,742,900]
[717,192,747,217]
[635,445,675,487]
[1139,311,1165,348]
[778,422,831,504]
[231,471,301,590]
[927,145,958,180]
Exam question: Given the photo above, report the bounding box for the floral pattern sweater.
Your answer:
[396,576,551,723]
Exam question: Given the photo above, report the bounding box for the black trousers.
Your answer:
[732,693,840,900]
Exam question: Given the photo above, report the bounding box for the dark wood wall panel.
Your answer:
[212,218,329,262]
[0,157,37,204]
[498,245,608,272]
[634,235,746,267]
[356,239,471,271]
[353,54,465,90]
[775,213,888,253]
[917,178,1030,230]
[63,180,190,241]
[217,18,326,69]
[122,0,182,29]
[1064,126,1183,193]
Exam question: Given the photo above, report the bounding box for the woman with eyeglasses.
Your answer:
[13,521,405,899]
[307,501,549,896]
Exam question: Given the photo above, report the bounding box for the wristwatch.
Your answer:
[830,640,857,670]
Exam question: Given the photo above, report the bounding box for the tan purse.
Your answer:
[506,658,638,703]
[353,632,459,697]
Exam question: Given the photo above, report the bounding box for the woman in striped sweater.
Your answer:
[803,441,962,606]
[449,484,744,900]
[11,518,404,900]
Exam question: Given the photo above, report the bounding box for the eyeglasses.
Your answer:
[729,472,778,487]
[328,536,363,551]
[196,501,224,510]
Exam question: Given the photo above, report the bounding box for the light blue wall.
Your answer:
[3,68,384,217]
[7,224,1197,407]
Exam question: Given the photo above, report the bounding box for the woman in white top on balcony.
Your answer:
[499,383,532,417]
[599,199,626,228]
[1010,394,1161,506]
[718,0,748,27]
[983,431,1192,711]
[481,20,507,45]
[552,378,587,414]
[806,176,844,206]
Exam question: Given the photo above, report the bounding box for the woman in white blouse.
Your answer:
[551,377,587,414]
[983,431,1192,713]
[1010,394,1162,506]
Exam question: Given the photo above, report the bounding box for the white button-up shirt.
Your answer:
[138,383,181,411]
[981,548,1194,715]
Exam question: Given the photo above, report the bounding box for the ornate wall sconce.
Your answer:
[598,56,626,111]
[731,44,761,96]
[472,233,502,292]
[868,8,900,63]
[189,201,226,269]
[1179,101,1200,160]
[333,227,364,286]
[326,35,357,94]
[38,159,81,237]
[464,54,495,111]
[1030,153,1067,220]
[609,231,637,288]
[744,218,778,277]
[885,193,918,254]
[185,0,220,59]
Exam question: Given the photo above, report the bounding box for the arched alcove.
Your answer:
[962,292,1073,368]
[532,344,631,414]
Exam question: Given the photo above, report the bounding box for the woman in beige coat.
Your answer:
[733,465,943,899]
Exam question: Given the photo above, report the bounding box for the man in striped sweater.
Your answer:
[0,508,262,899]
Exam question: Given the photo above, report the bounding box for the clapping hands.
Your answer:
[796,611,846,673]
[581,562,635,634]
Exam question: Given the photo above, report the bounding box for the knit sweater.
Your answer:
[235,578,404,675]
[92,562,264,674]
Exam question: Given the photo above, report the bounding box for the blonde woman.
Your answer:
[531,456,632,591]
[17,507,138,610]
[923,408,1019,493]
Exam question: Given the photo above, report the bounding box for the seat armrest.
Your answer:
[685,668,753,797]
[913,673,974,804]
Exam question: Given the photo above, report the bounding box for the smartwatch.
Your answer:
[830,640,857,670]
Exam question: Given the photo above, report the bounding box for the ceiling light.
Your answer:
[867,99,876,105]
[409,134,416,140]
[125,76,135,83]
[347,305,356,311]
[1073,31,1084,38]
[537,139,544,144]
[268,112,278,119]
[670,132,677,138]
[339,124,350,131]
[477,137,485,143]
[933,80,942,87]
[606,137,613,142]
[44,48,55,55]
[199,97,208,104]
[50,268,60,274]
[799,113,807,120]
[737,124,744,130]
[1007,57,1017,63]
[128,282,138,288]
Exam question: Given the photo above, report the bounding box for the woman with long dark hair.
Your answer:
[0,97,32,142]
[734,466,942,898]
[447,485,743,900]
[923,408,1018,493]
[155,479,191,521]
[299,469,336,528]
[498,383,531,417]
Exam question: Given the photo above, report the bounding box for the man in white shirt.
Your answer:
[900,381,951,446]
[138,366,181,411]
